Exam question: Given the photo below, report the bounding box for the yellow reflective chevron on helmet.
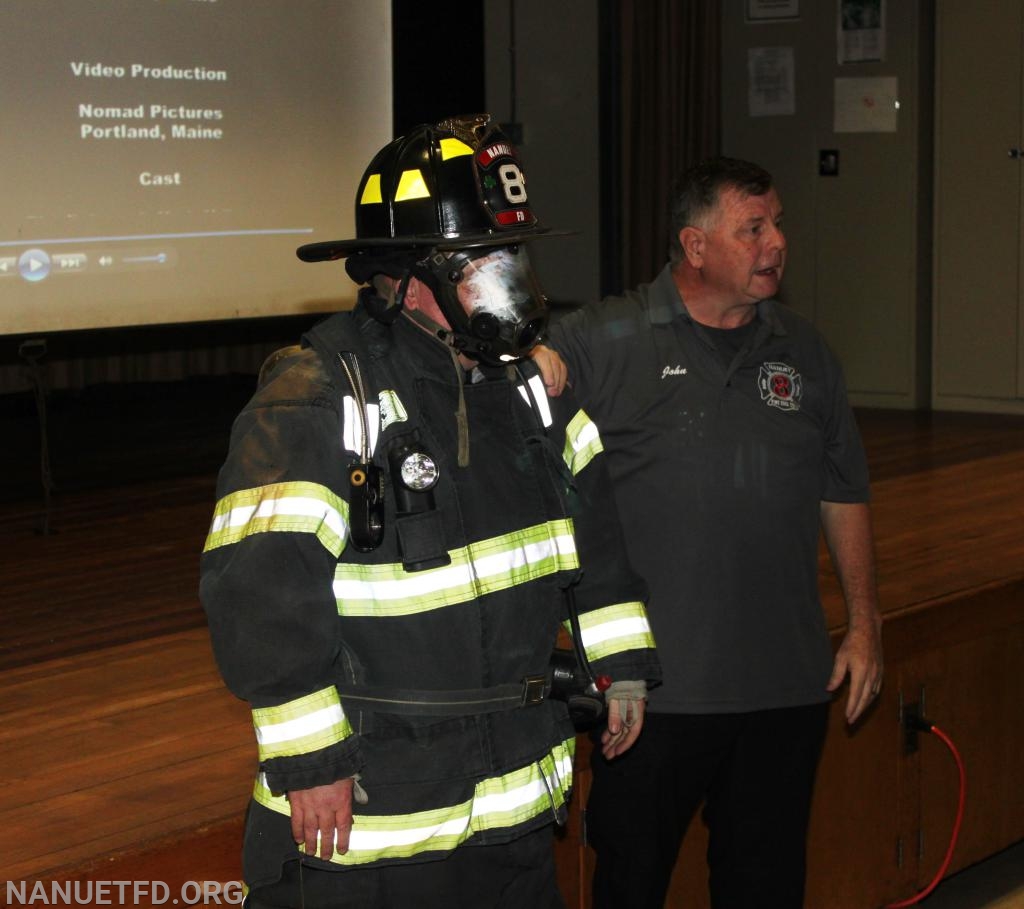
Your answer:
[394,169,431,202]
[360,173,383,205]
[439,137,474,160]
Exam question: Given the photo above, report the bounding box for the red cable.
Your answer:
[885,724,966,908]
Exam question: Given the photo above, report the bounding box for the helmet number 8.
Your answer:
[498,163,528,203]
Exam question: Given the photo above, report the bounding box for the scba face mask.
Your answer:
[425,245,549,365]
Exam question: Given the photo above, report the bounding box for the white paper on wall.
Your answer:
[834,76,898,133]
[748,47,796,117]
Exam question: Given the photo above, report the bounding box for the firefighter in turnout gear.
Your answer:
[200,115,661,909]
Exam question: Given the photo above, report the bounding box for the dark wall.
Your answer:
[392,0,485,134]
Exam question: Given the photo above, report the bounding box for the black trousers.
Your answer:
[587,703,829,909]
[245,824,565,909]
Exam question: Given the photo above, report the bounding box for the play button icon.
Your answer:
[19,248,52,282]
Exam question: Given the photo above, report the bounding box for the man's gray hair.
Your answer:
[668,157,774,263]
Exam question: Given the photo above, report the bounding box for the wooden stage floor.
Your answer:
[2,408,1023,901]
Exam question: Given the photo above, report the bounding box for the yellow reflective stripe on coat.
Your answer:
[563,410,603,476]
[333,519,578,617]
[568,601,655,661]
[203,481,348,557]
[252,687,353,761]
[253,737,575,865]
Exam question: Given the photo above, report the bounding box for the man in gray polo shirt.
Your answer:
[534,157,883,909]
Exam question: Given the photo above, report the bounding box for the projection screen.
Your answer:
[0,0,392,335]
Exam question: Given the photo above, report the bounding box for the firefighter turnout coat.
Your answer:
[200,304,660,886]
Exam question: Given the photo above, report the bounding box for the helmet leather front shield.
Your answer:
[425,246,548,365]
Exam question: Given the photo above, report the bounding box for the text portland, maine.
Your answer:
[71,61,227,141]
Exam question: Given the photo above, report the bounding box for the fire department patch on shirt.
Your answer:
[757,362,803,412]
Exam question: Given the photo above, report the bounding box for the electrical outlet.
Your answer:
[903,701,923,754]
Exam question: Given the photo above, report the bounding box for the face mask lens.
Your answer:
[469,312,500,340]
[455,247,542,325]
[518,317,544,350]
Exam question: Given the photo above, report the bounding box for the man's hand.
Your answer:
[530,344,569,397]
[827,617,883,725]
[600,683,647,759]
[820,501,884,725]
[287,778,354,860]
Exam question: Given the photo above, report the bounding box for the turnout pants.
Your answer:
[587,704,829,909]
[245,823,565,909]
